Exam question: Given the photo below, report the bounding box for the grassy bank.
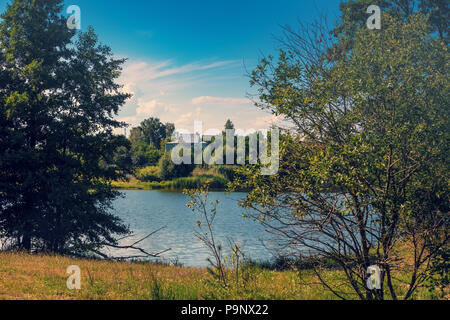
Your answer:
[112,176,228,191]
[112,168,230,191]
[0,252,443,300]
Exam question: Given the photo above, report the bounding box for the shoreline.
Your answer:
[111,178,230,192]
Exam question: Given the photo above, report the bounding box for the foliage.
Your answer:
[112,175,228,191]
[127,117,174,167]
[232,5,449,300]
[215,165,238,182]
[158,153,195,180]
[110,135,132,170]
[334,0,448,57]
[131,142,162,167]
[0,0,132,254]
[185,184,258,299]
[224,119,235,130]
[131,117,175,149]
[427,246,450,295]
[135,166,161,182]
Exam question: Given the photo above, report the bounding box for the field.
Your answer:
[0,252,444,300]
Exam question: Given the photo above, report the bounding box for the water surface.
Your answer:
[111,190,272,267]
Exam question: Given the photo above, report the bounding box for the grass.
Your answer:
[112,176,228,191]
[0,252,324,300]
[112,168,229,191]
[0,251,444,300]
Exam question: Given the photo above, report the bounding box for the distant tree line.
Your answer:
[112,117,175,169]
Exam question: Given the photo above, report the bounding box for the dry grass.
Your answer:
[0,252,338,300]
[0,251,443,300]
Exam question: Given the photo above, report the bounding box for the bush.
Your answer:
[145,149,162,166]
[131,143,162,167]
[158,153,195,180]
[135,166,161,182]
[215,165,237,182]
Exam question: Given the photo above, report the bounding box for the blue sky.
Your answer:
[1,0,343,132]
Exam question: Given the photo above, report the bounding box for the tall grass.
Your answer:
[112,176,228,191]
[0,252,444,300]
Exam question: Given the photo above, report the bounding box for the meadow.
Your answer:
[0,252,444,300]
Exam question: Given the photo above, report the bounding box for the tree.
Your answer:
[165,122,175,140]
[128,118,174,167]
[419,0,449,41]
[224,119,235,130]
[0,0,132,255]
[130,141,162,167]
[140,117,167,148]
[129,127,145,145]
[232,8,449,300]
[158,153,195,180]
[334,0,448,56]
[111,136,132,170]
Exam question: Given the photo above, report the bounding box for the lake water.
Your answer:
[110,190,273,267]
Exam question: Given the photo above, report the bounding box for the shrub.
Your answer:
[135,166,161,182]
[145,149,162,166]
[131,143,162,166]
[158,153,195,180]
[215,166,237,182]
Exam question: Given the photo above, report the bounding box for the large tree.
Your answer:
[0,0,132,255]
[233,4,449,300]
[128,118,174,167]
[140,117,170,148]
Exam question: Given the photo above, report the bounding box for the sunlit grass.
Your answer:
[0,252,444,300]
[111,175,228,191]
[0,252,337,300]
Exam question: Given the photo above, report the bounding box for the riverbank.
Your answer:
[0,252,443,300]
[0,252,331,300]
[112,167,232,191]
[111,176,228,191]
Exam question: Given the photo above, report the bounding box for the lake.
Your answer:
[110,190,273,267]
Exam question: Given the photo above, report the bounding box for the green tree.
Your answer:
[111,135,132,170]
[129,127,144,145]
[128,118,174,167]
[333,0,448,58]
[419,0,449,41]
[165,122,175,140]
[0,0,132,255]
[233,9,449,300]
[140,117,167,148]
[130,141,162,167]
[224,119,235,130]
[158,153,195,180]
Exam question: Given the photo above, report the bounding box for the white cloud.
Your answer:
[114,57,276,135]
[119,59,237,84]
[251,114,286,128]
[136,99,167,117]
[191,96,251,105]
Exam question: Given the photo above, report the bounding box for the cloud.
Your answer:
[136,99,168,117]
[114,57,276,135]
[120,59,237,84]
[251,114,286,128]
[191,96,251,105]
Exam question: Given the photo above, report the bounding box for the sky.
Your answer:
[1,0,343,134]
